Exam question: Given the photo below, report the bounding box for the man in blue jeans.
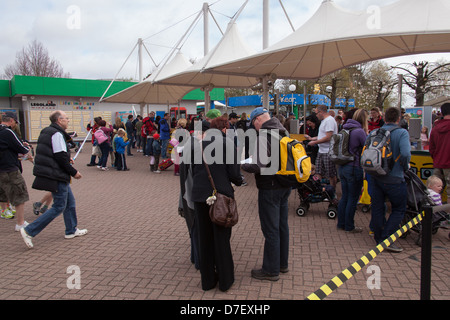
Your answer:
[241,107,292,281]
[368,107,411,253]
[20,110,87,249]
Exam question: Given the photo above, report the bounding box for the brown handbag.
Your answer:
[203,157,238,228]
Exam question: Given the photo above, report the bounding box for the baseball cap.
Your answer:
[206,109,221,120]
[229,112,239,119]
[250,107,268,123]
[4,111,20,124]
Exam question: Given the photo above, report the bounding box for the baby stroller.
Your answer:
[401,169,450,246]
[296,177,338,219]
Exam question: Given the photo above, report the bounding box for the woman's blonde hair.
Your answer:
[177,118,187,128]
[353,108,368,131]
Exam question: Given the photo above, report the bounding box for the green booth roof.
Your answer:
[4,75,224,101]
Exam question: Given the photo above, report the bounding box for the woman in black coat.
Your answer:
[189,117,243,291]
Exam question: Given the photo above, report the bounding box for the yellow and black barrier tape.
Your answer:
[305,211,424,300]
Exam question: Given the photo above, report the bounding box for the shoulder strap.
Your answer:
[201,142,217,194]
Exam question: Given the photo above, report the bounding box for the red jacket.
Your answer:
[141,117,157,137]
[429,118,450,168]
[368,117,385,132]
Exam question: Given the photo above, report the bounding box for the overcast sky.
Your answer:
[1,0,449,81]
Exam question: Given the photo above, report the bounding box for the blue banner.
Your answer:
[225,94,354,108]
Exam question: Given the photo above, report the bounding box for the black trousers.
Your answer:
[194,202,234,291]
[116,153,127,170]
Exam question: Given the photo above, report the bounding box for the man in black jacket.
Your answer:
[20,110,87,249]
[0,112,32,230]
[241,107,292,281]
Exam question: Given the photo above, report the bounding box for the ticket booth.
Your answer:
[170,107,187,119]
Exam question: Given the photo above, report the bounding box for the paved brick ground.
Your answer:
[0,144,449,301]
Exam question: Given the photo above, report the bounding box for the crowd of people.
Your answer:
[0,102,449,292]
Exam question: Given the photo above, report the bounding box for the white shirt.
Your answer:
[51,132,67,153]
[317,115,338,153]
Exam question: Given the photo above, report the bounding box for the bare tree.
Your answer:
[392,61,450,106]
[3,40,70,79]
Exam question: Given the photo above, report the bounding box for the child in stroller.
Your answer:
[296,164,338,219]
[401,170,450,245]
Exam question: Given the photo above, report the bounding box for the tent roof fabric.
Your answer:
[102,52,196,104]
[155,22,259,88]
[205,0,450,80]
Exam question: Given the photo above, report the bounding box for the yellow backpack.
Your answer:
[276,136,312,186]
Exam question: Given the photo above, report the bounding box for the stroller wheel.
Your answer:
[327,207,337,219]
[296,206,307,217]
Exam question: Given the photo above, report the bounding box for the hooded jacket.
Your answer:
[241,117,290,190]
[0,124,30,173]
[429,118,450,168]
[342,119,367,167]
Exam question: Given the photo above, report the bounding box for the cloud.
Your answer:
[1,0,450,82]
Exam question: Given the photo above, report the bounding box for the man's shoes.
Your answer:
[280,267,289,273]
[86,163,95,166]
[20,228,33,249]
[15,221,29,232]
[346,227,363,233]
[385,243,403,253]
[251,269,279,281]
[65,228,88,239]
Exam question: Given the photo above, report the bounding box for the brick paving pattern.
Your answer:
[0,145,448,300]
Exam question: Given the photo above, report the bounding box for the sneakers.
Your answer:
[33,202,42,215]
[385,243,403,253]
[20,228,33,249]
[15,221,29,232]
[153,170,161,174]
[1,209,14,219]
[65,228,88,239]
[251,269,280,281]
[8,204,16,214]
[20,227,87,248]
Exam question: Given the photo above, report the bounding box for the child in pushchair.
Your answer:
[402,170,450,245]
[296,164,338,219]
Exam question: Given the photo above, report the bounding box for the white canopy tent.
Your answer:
[101,51,196,106]
[205,0,450,81]
[102,1,258,113]
[156,22,258,89]
[154,21,259,112]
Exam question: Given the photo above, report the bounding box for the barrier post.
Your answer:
[420,205,433,300]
